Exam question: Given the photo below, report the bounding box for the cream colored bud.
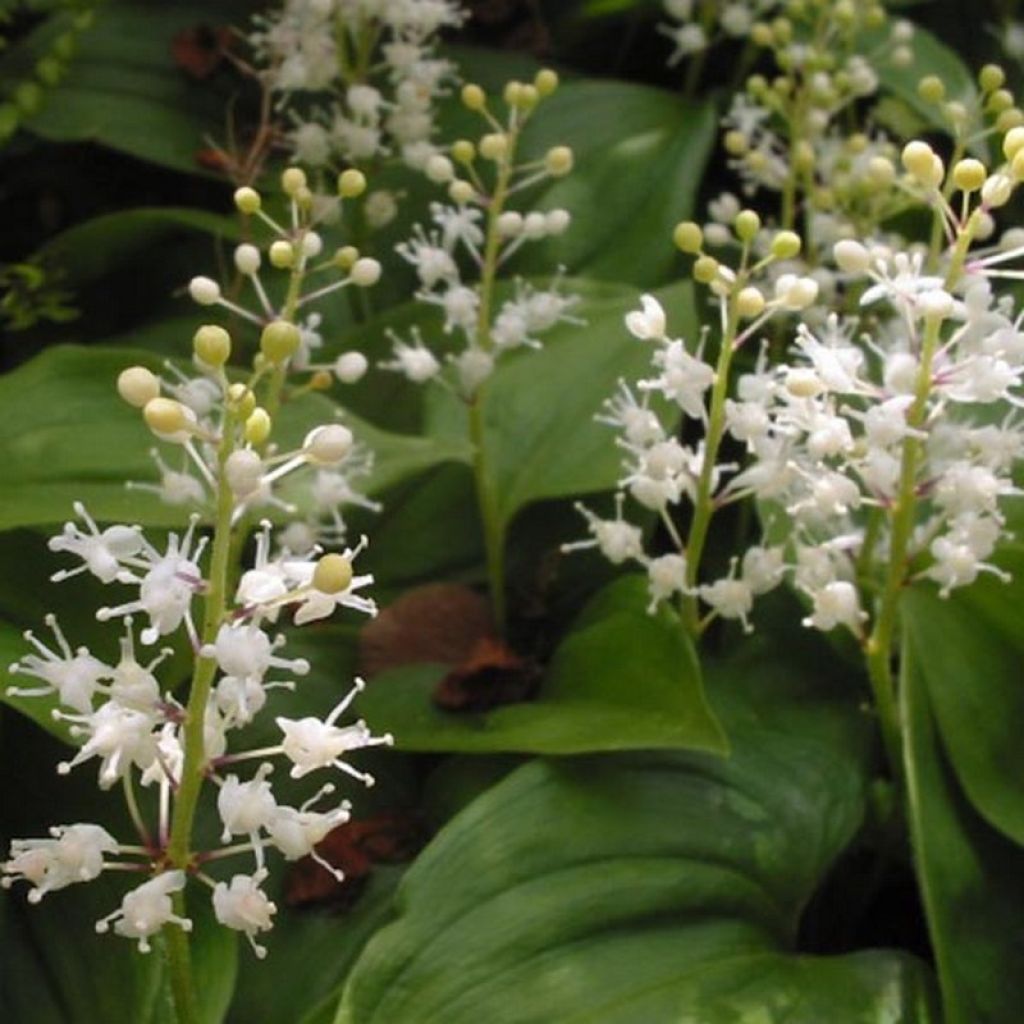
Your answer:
[1002,125,1024,161]
[338,168,366,198]
[980,64,1006,92]
[673,221,703,254]
[449,180,475,205]
[234,243,261,276]
[833,239,870,274]
[693,256,719,284]
[302,232,323,259]
[193,324,231,367]
[350,258,381,287]
[304,424,353,465]
[734,209,761,242]
[545,209,571,235]
[143,397,189,437]
[902,140,939,183]
[1012,149,1024,181]
[225,449,263,497]
[918,290,954,320]
[785,367,824,398]
[534,68,559,97]
[479,133,508,161]
[497,211,523,237]
[334,351,368,384]
[281,167,307,196]
[736,286,765,318]
[233,186,261,215]
[917,75,945,103]
[313,553,353,594]
[981,172,1013,207]
[269,240,296,269]
[503,80,523,107]
[545,146,573,176]
[867,156,896,186]
[260,320,301,364]
[425,154,455,183]
[334,246,359,271]
[461,83,486,110]
[244,408,272,446]
[953,158,986,193]
[188,276,221,305]
[451,139,475,164]
[771,230,801,260]
[117,366,160,408]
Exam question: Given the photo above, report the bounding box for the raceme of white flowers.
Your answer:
[2,167,394,961]
[174,166,382,554]
[385,71,580,398]
[250,0,466,191]
[566,135,1024,639]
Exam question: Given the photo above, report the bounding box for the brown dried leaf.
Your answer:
[433,636,542,713]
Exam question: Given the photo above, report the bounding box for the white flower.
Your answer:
[48,502,142,584]
[95,871,191,952]
[562,495,645,564]
[218,769,278,843]
[625,295,667,341]
[3,824,118,902]
[802,581,866,633]
[56,701,159,788]
[213,870,277,958]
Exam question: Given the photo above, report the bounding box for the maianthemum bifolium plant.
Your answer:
[5,0,1024,1022]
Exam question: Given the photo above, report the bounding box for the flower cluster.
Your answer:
[3,170,394,962]
[659,0,778,65]
[172,166,382,553]
[384,71,579,398]
[250,0,466,182]
[564,213,818,628]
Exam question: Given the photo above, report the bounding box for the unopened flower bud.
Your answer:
[302,232,323,259]
[449,180,475,205]
[461,83,486,110]
[451,139,475,164]
[833,239,870,274]
[425,154,455,183]
[503,80,523,107]
[260,321,301,364]
[479,133,508,161]
[144,397,190,438]
[189,276,220,305]
[953,158,986,192]
[736,286,765,318]
[244,408,272,445]
[225,449,263,497]
[334,351,368,383]
[350,258,381,287]
[918,289,954,320]
[227,383,256,418]
[545,209,571,235]
[673,221,703,254]
[902,141,943,187]
[313,553,353,594]
[917,75,945,103]
[117,366,160,408]
[785,367,824,398]
[979,64,1006,92]
[269,240,296,269]
[1002,125,1024,161]
[304,424,353,465]
[193,325,231,367]
[770,230,801,260]
[338,168,366,198]
[234,244,261,276]
[545,146,573,177]
[981,172,1013,207]
[334,246,359,271]
[497,211,523,237]
[281,167,307,196]
[535,68,559,97]
[693,255,719,284]
[867,156,896,186]
[234,187,260,215]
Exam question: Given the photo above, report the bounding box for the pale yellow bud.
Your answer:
[673,221,703,254]
[269,240,296,269]
[260,320,301,364]
[952,158,987,193]
[734,209,761,242]
[545,145,573,177]
[338,168,366,198]
[227,383,256,419]
[281,167,307,196]
[117,366,160,408]
[313,553,353,594]
[143,397,189,437]
[737,286,766,318]
[193,325,231,367]
[479,133,508,161]
[244,408,272,445]
[461,83,486,110]
[534,68,559,97]
[233,186,261,215]
[770,230,802,260]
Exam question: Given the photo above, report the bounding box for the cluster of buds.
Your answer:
[385,70,580,398]
[659,0,779,65]
[249,0,466,189]
[564,213,816,628]
[176,166,381,552]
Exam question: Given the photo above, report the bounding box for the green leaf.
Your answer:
[902,626,1024,1024]
[356,575,725,755]
[6,0,255,176]
[0,345,471,532]
[336,654,936,1023]
[511,86,716,287]
[903,578,1024,848]
[481,279,694,534]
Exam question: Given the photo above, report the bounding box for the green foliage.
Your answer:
[356,576,725,755]
[335,653,937,1024]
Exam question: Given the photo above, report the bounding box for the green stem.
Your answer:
[162,413,238,1021]
[681,297,740,633]
[469,124,518,634]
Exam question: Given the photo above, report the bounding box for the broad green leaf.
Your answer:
[513,86,716,286]
[356,575,725,755]
[35,208,239,289]
[0,345,471,531]
[902,627,1024,1024]
[6,0,256,176]
[337,652,936,1023]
